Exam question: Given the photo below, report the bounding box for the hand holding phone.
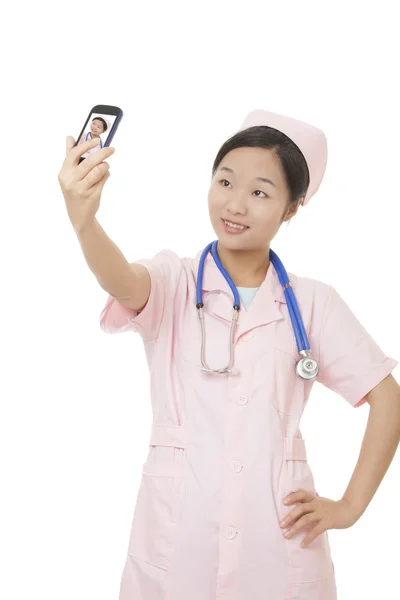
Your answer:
[74,104,123,163]
[58,104,123,232]
[58,137,115,233]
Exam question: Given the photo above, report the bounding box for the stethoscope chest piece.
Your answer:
[295,355,319,380]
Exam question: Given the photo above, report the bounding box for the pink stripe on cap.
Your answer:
[238,109,328,206]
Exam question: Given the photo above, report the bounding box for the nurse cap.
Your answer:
[238,109,328,206]
[102,116,111,132]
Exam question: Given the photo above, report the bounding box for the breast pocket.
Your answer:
[250,325,309,416]
[126,425,188,572]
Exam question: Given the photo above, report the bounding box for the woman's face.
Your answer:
[90,119,105,136]
[208,146,299,251]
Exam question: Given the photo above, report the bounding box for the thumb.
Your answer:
[66,136,76,154]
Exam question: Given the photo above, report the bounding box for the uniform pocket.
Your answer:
[126,425,188,572]
[290,572,337,599]
[119,553,169,600]
[278,456,335,583]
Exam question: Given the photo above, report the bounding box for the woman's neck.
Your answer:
[216,245,270,287]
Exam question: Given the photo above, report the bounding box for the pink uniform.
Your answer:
[100,247,398,600]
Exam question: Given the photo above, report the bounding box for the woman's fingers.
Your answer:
[75,145,115,181]
[81,160,110,189]
[58,137,114,232]
[280,501,314,529]
[283,512,318,538]
[65,136,105,166]
[84,167,111,195]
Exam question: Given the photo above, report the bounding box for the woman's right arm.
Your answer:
[75,219,151,311]
[58,136,151,313]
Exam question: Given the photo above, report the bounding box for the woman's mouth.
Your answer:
[221,218,249,234]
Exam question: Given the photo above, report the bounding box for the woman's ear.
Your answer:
[282,198,302,223]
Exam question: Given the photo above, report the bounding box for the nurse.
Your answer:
[99,109,400,600]
[78,116,110,158]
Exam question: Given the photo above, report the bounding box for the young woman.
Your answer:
[77,116,110,158]
[59,109,400,600]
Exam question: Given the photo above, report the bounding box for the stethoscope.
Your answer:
[196,240,319,380]
[85,132,103,148]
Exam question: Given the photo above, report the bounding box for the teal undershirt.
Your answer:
[137,286,260,316]
[237,287,260,311]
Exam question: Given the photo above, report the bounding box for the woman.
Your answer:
[59,109,400,600]
[78,116,110,158]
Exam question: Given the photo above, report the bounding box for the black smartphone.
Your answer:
[74,104,123,164]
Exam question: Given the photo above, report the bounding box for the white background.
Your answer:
[2,1,399,598]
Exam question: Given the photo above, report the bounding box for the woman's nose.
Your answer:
[227,197,247,212]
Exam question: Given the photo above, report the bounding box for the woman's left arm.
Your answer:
[341,374,400,520]
[280,374,400,546]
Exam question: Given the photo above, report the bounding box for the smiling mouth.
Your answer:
[221,218,249,228]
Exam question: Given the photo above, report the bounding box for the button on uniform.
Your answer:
[230,460,243,473]
[225,526,238,540]
[237,394,248,405]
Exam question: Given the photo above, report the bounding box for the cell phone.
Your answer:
[74,104,123,164]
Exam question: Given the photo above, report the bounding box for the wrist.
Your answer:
[74,218,98,237]
[340,496,365,522]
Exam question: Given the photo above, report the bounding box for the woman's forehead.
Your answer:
[218,147,284,184]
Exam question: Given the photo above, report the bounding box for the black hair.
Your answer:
[211,125,310,210]
[92,117,108,132]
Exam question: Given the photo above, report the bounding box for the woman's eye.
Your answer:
[219,179,267,197]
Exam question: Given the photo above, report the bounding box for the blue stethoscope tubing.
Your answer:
[196,240,319,379]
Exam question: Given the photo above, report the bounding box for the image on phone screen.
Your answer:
[75,104,123,164]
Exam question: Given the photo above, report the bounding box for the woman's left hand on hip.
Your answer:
[279,490,359,548]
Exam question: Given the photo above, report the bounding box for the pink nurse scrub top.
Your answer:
[99,248,398,600]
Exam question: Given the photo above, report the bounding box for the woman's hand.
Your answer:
[58,136,115,233]
[279,490,360,548]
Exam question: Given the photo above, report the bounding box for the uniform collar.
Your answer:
[192,246,289,340]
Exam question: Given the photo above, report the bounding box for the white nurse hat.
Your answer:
[238,109,328,206]
[93,115,111,133]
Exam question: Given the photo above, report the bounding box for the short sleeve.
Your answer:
[99,249,183,342]
[316,285,398,408]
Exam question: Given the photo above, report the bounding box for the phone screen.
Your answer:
[75,105,123,163]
